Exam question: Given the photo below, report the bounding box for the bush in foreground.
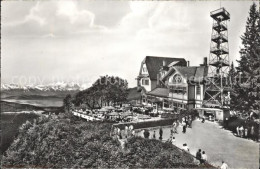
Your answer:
[1,112,40,153]
[2,116,214,168]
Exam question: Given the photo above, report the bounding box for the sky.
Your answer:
[1,0,259,88]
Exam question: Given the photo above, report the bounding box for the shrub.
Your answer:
[1,113,40,153]
[2,116,209,168]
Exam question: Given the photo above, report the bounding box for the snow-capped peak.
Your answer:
[1,82,87,91]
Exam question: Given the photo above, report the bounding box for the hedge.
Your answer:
[2,116,213,168]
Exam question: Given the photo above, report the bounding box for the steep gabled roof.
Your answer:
[142,56,186,80]
[194,66,208,82]
[175,66,197,79]
[162,66,208,83]
[176,66,208,83]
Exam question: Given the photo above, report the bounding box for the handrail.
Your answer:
[213,22,227,27]
[210,46,229,52]
[210,8,230,18]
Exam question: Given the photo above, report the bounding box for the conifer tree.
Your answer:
[233,3,260,112]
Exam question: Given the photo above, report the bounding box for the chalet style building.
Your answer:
[137,56,187,92]
[130,56,208,113]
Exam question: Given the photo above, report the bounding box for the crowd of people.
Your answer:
[111,125,135,140]
[111,116,232,168]
[195,149,208,164]
[235,123,259,141]
[181,115,193,133]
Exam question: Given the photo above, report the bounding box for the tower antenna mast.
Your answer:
[203,7,231,109]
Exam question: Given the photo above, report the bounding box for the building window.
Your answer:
[142,67,147,73]
[142,79,149,85]
[196,85,201,95]
[171,74,182,84]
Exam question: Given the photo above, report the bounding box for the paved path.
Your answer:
[137,119,259,169]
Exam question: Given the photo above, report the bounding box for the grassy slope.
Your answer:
[2,116,214,168]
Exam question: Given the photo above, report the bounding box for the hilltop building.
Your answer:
[128,56,208,112]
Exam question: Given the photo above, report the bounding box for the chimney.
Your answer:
[204,57,208,66]
[163,60,166,67]
[187,61,190,67]
[162,60,169,71]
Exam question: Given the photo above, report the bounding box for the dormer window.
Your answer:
[142,79,149,85]
[142,67,147,73]
[171,74,182,84]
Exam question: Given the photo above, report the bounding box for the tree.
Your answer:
[228,61,236,86]
[237,3,259,74]
[73,76,128,109]
[63,94,72,115]
[232,3,260,112]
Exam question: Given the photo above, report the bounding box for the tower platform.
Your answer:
[210,8,230,21]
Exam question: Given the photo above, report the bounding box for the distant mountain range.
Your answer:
[1,82,88,91]
[1,82,88,99]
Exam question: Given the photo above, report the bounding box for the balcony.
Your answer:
[137,74,149,80]
[203,100,222,108]
[210,8,230,21]
[210,46,229,55]
[212,33,228,43]
[213,22,227,32]
[169,93,188,100]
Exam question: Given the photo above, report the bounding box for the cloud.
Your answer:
[2,1,106,38]
[56,1,94,25]
[2,1,258,87]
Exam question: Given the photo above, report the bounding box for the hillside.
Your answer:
[2,116,214,168]
[1,101,62,113]
[1,112,40,154]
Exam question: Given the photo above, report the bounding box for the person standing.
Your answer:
[201,116,205,123]
[185,117,189,127]
[244,127,248,138]
[220,161,228,169]
[201,151,207,163]
[189,116,193,128]
[176,120,180,133]
[153,130,156,139]
[171,137,176,145]
[236,126,240,137]
[196,149,202,163]
[182,117,185,123]
[172,121,177,133]
[144,129,150,139]
[159,128,163,140]
[182,122,187,133]
[224,117,228,129]
[250,126,255,141]
[239,126,244,138]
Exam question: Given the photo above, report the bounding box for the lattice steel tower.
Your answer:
[203,8,231,108]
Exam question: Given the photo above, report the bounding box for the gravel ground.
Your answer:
[137,119,259,169]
